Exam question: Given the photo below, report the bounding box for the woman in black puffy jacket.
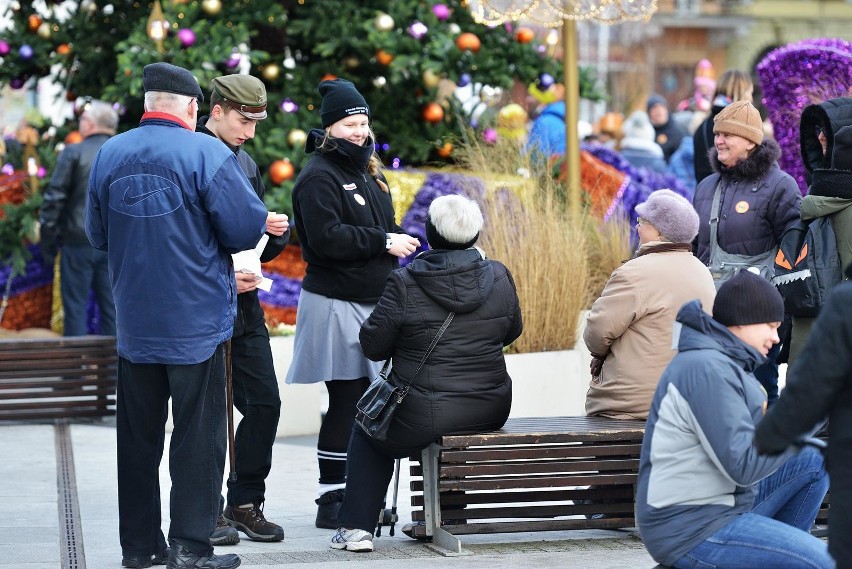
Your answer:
[329,194,523,552]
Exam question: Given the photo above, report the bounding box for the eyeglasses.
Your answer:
[636,216,648,225]
[815,125,825,137]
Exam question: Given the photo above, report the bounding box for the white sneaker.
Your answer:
[330,527,374,552]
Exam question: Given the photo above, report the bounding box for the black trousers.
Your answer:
[226,323,281,506]
[337,427,412,533]
[116,346,226,558]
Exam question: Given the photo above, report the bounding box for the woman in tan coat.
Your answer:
[584,189,716,419]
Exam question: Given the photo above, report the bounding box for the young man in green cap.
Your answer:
[198,73,290,544]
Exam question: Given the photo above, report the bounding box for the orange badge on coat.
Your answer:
[735,200,750,214]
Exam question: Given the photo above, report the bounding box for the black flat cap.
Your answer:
[142,62,204,103]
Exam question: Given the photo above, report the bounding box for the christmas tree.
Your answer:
[0,0,603,214]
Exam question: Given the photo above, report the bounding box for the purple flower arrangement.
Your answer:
[757,38,852,195]
[399,171,486,266]
[258,272,302,308]
[0,244,52,296]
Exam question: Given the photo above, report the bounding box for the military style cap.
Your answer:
[211,75,268,120]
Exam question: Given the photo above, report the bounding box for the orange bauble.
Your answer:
[64,131,83,144]
[455,32,481,53]
[436,142,453,158]
[56,43,72,55]
[514,27,535,44]
[269,159,295,185]
[422,102,444,124]
[376,50,394,66]
[28,14,43,32]
[320,73,338,82]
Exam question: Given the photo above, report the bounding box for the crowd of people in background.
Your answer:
[21,48,847,568]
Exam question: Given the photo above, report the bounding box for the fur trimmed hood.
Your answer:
[709,138,782,182]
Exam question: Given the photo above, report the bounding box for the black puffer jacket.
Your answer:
[799,97,852,186]
[359,248,523,454]
[693,139,801,264]
[755,264,852,566]
[40,133,112,247]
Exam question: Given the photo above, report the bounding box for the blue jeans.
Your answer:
[60,244,115,335]
[674,447,833,568]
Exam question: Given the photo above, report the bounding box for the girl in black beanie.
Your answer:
[284,79,421,529]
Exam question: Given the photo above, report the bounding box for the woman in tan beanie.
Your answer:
[692,100,801,405]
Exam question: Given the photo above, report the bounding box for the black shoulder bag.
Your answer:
[355,312,455,443]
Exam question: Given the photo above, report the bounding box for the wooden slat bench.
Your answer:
[0,336,117,420]
[408,416,647,553]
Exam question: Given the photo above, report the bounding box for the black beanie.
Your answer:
[713,269,784,326]
[425,217,479,250]
[318,79,370,128]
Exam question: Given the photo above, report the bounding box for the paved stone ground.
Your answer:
[0,421,657,568]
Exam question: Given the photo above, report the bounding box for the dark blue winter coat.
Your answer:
[86,113,268,364]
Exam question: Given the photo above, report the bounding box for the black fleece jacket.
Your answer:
[292,129,402,303]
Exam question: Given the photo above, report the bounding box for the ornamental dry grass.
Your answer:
[453,135,630,353]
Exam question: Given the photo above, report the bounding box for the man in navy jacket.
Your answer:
[86,62,267,569]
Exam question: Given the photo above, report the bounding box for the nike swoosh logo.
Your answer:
[124,187,168,206]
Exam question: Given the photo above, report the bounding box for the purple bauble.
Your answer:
[37,166,47,178]
[225,53,241,69]
[432,4,451,21]
[18,44,34,61]
[9,78,24,89]
[177,28,196,48]
[458,73,472,87]
[1,164,14,175]
[0,40,10,56]
[407,21,428,40]
[483,128,498,144]
[537,72,555,90]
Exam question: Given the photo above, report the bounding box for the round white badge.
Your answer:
[353,193,366,206]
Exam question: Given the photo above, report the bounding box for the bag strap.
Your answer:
[709,179,724,252]
[398,312,455,400]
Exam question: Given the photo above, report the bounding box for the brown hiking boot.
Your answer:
[223,501,284,542]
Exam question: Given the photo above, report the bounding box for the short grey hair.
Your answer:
[143,91,194,114]
[84,100,119,132]
[428,194,483,245]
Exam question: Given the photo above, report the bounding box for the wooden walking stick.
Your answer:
[224,339,237,482]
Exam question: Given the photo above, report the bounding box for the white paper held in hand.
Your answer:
[232,234,273,291]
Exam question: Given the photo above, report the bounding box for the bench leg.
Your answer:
[421,443,465,555]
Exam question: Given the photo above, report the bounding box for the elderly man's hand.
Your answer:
[235,271,261,294]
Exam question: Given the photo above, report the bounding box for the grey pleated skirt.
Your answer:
[284,289,383,384]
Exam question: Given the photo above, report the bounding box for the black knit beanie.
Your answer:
[425,217,479,250]
[712,269,784,326]
[318,79,370,128]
